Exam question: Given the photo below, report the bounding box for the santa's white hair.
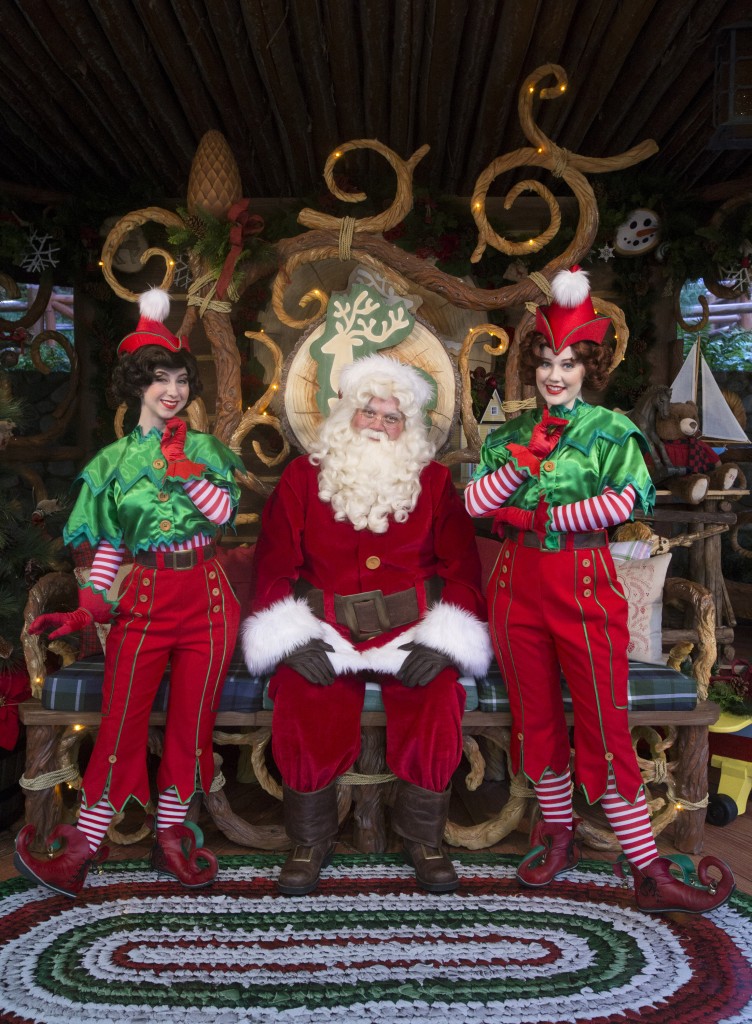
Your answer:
[310,355,437,533]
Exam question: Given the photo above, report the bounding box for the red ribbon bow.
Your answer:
[215,200,265,300]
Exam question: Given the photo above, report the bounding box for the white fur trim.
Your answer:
[551,267,591,308]
[242,597,323,674]
[339,354,434,411]
[139,288,171,323]
[321,622,418,676]
[413,602,493,677]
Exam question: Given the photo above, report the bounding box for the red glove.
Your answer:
[160,418,205,481]
[527,409,568,458]
[29,585,113,640]
[504,442,541,477]
[532,500,551,539]
[492,506,534,536]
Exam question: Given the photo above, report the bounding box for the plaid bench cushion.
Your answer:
[41,645,266,714]
[262,676,480,712]
[477,660,698,714]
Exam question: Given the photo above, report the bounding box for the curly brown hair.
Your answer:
[111,346,203,406]
[518,331,612,393]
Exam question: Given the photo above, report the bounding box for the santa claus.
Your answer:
[243,353,490,895]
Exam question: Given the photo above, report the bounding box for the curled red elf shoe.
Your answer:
[151,823,218,889]
[516,818,581,887]
[14,823,108,898]
[616,853,735,914]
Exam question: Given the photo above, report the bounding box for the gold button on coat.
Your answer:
[152,458,165,470]
[139,594,148,603]
[583,589,592,597]
[605,752,614,762]
[583,576,592,584]
[196,748,202,757]
[517,732,524,741]
[157,491,169,502]
[582,559,591,568]
[108,754,117,764]
[212,605,220,613]
[211,588,220,596]
[208,571,216,580]
[159,519,171,531]
[542,460,555,472]
[365,556,381,570]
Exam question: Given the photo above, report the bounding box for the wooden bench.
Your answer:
[18,551,721,858]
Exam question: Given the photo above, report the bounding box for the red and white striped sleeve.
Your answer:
[89,540,126,591]
[184,478,233,525]
[550,485,636,533]
[464,464,527,517]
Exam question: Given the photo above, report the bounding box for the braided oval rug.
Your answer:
[1,853,750,1024]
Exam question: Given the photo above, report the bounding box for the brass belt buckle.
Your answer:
[173,550,195,570]
[341,589,391,641]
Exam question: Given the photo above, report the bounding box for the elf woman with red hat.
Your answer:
[465,266,735,914]
[15,289,243,897]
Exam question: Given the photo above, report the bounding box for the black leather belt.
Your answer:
[296,576,444,642]
[503,526,608,550]
[135,544,215,570]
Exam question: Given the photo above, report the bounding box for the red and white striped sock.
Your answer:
[600,775,659,869]
[156,788,191,832]
[534,769,574,827]
[78,802,116,853]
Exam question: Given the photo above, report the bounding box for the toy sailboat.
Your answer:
[670,340,748,444]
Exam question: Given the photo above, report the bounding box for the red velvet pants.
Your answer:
[488,536,644,803]
[269,665,466,793]
[80,555,240,812]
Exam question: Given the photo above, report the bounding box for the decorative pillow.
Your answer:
[609,539,654,563]
[614,553,672,664]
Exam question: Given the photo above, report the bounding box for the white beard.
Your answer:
[316,423,433,533]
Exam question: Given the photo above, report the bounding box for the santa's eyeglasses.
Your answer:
[356,408,405,427]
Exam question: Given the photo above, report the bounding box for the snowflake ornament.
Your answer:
[19,230,60,273]
[172,254,192,292]
[598,243,615,262]
[720,240,752,293]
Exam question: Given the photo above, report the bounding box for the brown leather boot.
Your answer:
[391,782,459,893]
[516,818,581,887]
[278,784,339,896]
[14,823,108,898]
[618,854,735,914]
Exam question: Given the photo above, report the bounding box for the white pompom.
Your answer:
[550,267,591,308]
[138,288,171,323]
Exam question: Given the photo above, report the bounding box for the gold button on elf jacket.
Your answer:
[365,556,381,570]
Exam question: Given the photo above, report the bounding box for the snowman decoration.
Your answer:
[613,208,661,257]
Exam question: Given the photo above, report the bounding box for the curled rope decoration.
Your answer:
[336,770,398,785]
[187,272,234,316]
[20,765,81,790]
[338,217,356,261]
[527,271,553,301]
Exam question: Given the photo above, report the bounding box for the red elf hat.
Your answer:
[118,289,190,357]
[534,266,610,354]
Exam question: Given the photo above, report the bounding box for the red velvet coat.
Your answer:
[243,457,490,680]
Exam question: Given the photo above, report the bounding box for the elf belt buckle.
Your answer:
[340,589,391,641]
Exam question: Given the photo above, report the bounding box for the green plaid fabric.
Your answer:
[477,660,698,714]
[262,676,479,711]
[41,645,266,714]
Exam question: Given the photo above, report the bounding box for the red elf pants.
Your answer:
[488,535,644,804]
[80,554,240,812]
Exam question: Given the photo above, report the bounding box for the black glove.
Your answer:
[282,638,336,685]
[396,642,455,688]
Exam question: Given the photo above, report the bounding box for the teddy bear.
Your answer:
[649,399,741,504]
